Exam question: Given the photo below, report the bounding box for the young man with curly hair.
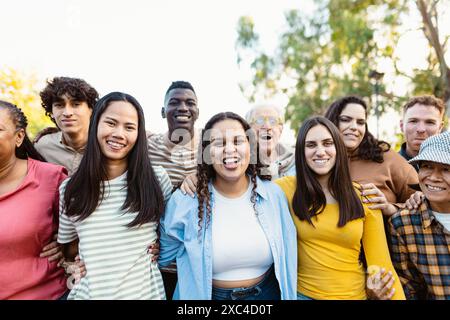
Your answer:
[34,77,99,175]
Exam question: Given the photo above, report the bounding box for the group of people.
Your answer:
[0,76,448,300]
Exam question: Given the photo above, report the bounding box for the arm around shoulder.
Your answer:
[158,190,195,267]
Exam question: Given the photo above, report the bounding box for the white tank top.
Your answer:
[211,182,273,281]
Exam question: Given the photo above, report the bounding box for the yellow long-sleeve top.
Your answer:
[275,176,405,300]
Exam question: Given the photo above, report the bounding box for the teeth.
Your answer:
[427,185,444,191]
[223,158,239,164]
[107,141,125,148]
[176,116,190,120]
[314,159,328,164]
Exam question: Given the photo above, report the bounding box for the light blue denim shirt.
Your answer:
[159,177,297,300]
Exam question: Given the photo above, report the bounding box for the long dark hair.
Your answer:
[292,116,364,227]
[63,92,164,227]
[196,112,270,233]
[0,100,45,161]
[324,95,390,163]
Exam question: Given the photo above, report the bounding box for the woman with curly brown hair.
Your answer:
[324,95,418,216]
[159,112,297,300]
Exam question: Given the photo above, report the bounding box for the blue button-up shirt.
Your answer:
[159,177,297,300]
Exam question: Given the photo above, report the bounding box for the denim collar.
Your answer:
[208,176,269,201]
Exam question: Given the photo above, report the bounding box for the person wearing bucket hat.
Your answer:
[388,131,450,299]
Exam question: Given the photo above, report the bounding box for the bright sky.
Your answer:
[1,0,308,144]
[1,0,448,145]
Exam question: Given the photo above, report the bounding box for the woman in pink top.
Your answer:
[0,101,68,300]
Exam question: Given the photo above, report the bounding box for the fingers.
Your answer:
[359,183,376,190]
[40,241,58,254]
[47,251,64,262]
[40,245,60,258]
[57,257,66,268]
[385,288,395,300]
[180,181,188,195]
[181,175,197,197]
[361,189,380,197]
[364,196,386,204]
[379,276,395,299]
[380,271,393,287]
[148,242,160,263]
[406,191,424,210]
[149,242,160,249]
[185,178,196,197]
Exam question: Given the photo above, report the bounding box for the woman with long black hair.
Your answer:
[159,112,297,300]
[275,116,405,300]
[58,92,172,300]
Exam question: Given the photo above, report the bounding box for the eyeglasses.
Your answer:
[251,116,282,126]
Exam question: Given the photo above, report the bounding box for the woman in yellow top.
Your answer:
[275,116,405,300]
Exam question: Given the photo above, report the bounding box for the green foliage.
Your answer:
[0,68,53,139]
[236,0,448,134]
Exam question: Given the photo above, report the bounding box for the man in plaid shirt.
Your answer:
[388,131,450,300]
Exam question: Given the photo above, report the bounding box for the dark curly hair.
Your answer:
[39,77,99,124]
[0,100,45,161]
[165,81,196,97]
[196,112,270,235]
[324,95,390,163]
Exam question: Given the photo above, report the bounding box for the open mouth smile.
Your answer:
[425,184,446,192]
[106,140,126,150]
[222,157,240,169]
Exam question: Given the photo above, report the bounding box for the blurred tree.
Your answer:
[413,0,450,116]
[0,68,52,138]
[236,0,450,132]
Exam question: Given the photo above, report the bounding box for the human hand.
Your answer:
[405,191,424,210]
[62,255,87,284]
[148,242,160,263]
[40,234,64,263]
[180,173,198,198]
[360,183,397,216]
[366,267,396,300]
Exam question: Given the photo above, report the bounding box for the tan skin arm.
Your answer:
[61,239,79,262]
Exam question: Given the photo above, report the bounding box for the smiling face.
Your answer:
[51,94,92,136]
[209,119,250,185]
[400,104,443,157]
[304,124,337,179]
[338,103,366,152]
[164,88,199,135]
[97,101,138,166]
[250,106,283,157]
[419,161,450,212]
[0,108,25,164]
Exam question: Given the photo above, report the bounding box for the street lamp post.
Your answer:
[368,70,384,139]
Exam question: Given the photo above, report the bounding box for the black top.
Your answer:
[398,142,419,172]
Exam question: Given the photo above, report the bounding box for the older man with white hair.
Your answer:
[245,103,296,179]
